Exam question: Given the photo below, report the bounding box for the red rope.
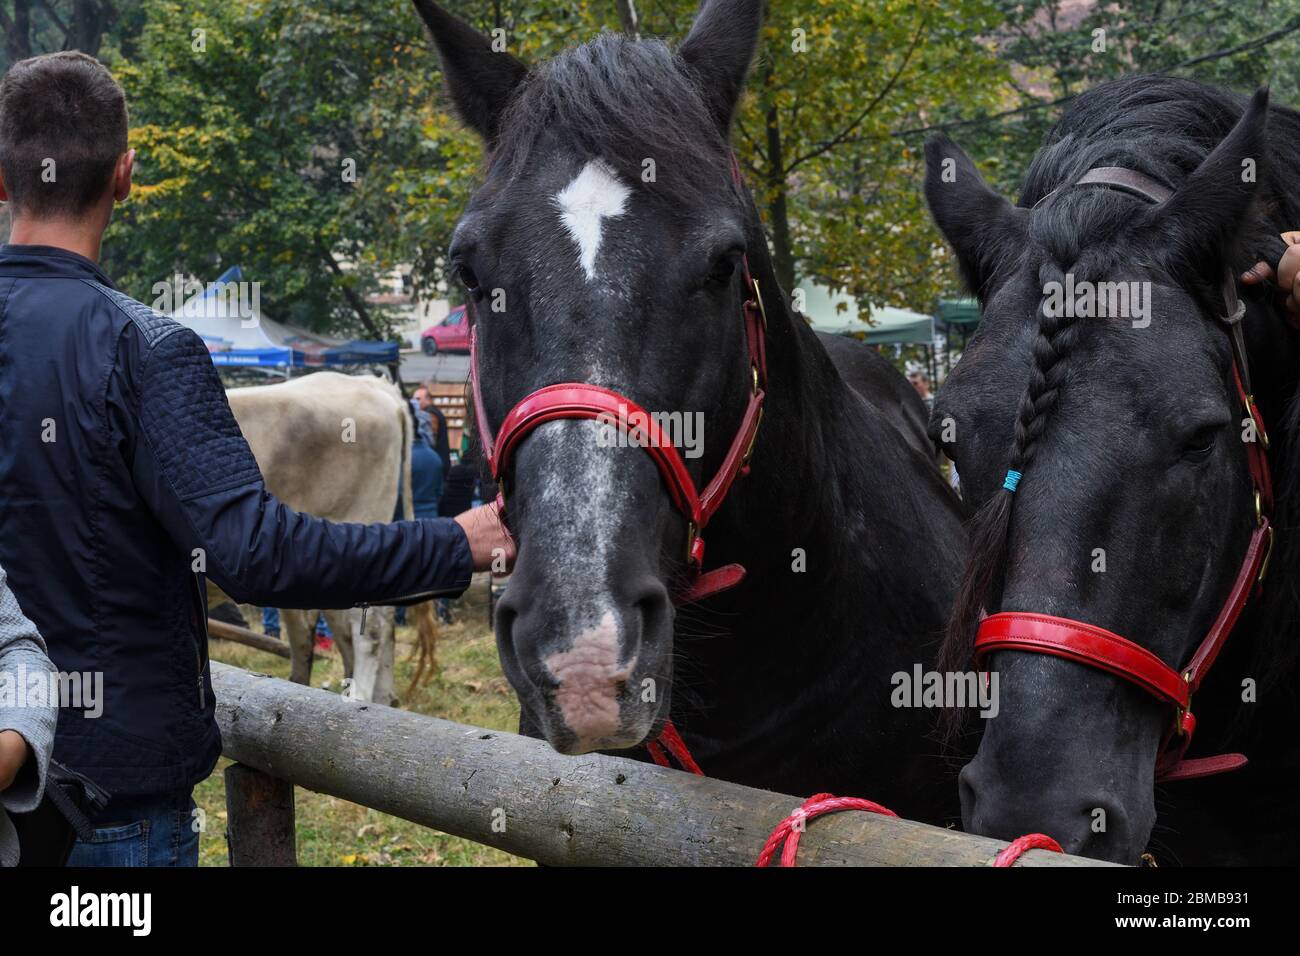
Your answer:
[647,723,1063,867]
[646,720,704,775]
[991,833,1064,867]
[755,792,899,867]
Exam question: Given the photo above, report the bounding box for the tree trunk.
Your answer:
[614,0,639,37]
[763,102,796,294]
[320,247,384,339]
[65,1,114,57]
[4,0,32,64]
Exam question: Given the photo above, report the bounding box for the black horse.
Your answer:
[413,0,968,822]
[925,75,1300,863]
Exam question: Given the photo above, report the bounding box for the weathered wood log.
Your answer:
[208,618,292,659]
[211,663,1114,867]
[224,763,298,866]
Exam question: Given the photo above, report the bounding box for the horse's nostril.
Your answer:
[634,586,672,637]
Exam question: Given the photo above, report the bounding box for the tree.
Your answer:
[934,1,1300,196]
[0,1,126,69]
[106,0,444,336]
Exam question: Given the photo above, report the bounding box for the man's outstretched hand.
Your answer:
[1242,231,1300,323]
[454,500,516,573]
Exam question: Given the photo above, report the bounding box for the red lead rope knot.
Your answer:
[755,793,899,867]
[991,833,1064,867]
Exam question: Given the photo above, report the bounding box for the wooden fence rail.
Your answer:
[207,618,292,659]
[212,663,1114,867]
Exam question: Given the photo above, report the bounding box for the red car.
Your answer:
[420,305,470,355]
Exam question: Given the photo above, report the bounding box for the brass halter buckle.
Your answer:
[685,521,699,565]
[1175,672,1193,738]
[749,278,768,330]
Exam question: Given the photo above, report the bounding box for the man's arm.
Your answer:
[126,325,511,608]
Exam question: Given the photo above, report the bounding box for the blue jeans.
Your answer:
[66,789,200,867]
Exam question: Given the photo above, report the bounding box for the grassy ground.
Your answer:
[200,576,530,867]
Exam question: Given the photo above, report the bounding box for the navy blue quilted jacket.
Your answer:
[0,245,474,798]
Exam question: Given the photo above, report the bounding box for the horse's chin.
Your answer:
[533,703,659,756]
[553,730,649,756]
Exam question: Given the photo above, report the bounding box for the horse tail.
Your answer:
[407,599,439,695]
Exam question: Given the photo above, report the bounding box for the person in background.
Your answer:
[907,368,935,415]
[0,561,57,867]
[413,381,452,474]
[409,398,445,518]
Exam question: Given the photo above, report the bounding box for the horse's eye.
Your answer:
[706,253,738,286]
[455,264,481,294]
[1182,426,1219,462]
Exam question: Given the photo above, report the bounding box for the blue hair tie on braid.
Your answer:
[1003,470,1023,493]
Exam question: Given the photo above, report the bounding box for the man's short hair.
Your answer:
[0,51,128,217]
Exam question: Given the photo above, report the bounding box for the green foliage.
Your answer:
[106,0,443,335]
[46,0,1300,335]
[954,1,1300,197]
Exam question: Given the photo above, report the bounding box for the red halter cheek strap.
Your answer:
[974,175,1276,781]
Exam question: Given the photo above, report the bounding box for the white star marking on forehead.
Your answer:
[553,159,631,282]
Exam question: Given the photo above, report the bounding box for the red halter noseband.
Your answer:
[468,157,768,606]
[975,166,1276,783]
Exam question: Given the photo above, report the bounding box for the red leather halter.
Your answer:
[468,159,768,607]
[975,167,1276,783]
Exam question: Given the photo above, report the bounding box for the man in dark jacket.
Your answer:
[0,52,513,866]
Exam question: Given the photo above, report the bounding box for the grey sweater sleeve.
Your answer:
[0,561,57,828]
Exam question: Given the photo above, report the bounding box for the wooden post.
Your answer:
[211,663,1115,867]
[224,762,298,866]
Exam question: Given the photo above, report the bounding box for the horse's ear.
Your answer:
[678,0,762,134]
[412,0,528,145]
[1145,87,1270,278]
[924,133,1025,299]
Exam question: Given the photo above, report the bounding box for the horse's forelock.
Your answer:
[488,34,734,209]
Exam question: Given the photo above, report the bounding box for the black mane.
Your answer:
[489,33,736,208]
[1021,75,1300,283]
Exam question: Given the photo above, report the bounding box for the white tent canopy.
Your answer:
[795,280,935,346]
[168,266,398,367]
